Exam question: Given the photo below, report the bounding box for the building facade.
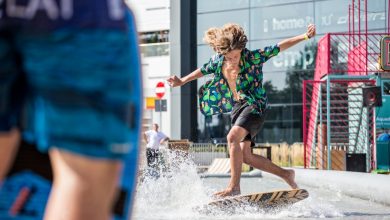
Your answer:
[171,0,388,143]
[130,0,389,143]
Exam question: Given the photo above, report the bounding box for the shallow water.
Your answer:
[132,150,390,220]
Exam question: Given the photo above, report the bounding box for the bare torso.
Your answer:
[222,63,241,101]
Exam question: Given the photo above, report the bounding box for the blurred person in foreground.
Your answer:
[168,23,315,197]
[144,123,169,168]
[0,1,142,219]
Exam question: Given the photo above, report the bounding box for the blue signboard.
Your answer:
[377,80,390,129]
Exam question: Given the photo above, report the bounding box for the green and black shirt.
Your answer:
[199,45,280,116]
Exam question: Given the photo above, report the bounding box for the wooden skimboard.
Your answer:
[207,188,309,212]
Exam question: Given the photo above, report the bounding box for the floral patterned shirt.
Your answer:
[198,45,280,116]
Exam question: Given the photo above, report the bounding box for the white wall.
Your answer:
[142,56,170,78]
[126,0,170,32]
[126,0,179,139]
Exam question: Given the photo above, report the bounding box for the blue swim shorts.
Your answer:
[0,3,142,160]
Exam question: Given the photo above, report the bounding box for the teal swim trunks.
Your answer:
[0,1,142,160]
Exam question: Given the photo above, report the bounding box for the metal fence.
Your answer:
[188,142,303,168]
[189,143,227,166]
[303,75,377,171]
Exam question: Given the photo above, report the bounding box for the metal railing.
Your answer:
[189,143,227,166]
[189,143,273,167]
[315,33,385,79]
[139,42,169,57]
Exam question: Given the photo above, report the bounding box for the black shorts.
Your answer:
[231,100,267,147]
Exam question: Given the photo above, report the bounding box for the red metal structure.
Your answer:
[303,0,389,170]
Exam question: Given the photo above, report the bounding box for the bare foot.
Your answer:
[283,169,298,189]
[213,187,241,198]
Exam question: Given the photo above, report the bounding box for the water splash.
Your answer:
[132,148,344,219]
[132,148,210,220]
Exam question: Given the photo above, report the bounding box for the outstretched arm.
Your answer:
[167,68,204,87]
[160,137,169,145]
[278,24,316,52]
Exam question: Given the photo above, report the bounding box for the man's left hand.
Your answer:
[306,24,316,38]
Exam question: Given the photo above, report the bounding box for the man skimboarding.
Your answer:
[168,23,316,197]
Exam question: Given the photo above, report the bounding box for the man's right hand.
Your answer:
[167,75,183,87]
